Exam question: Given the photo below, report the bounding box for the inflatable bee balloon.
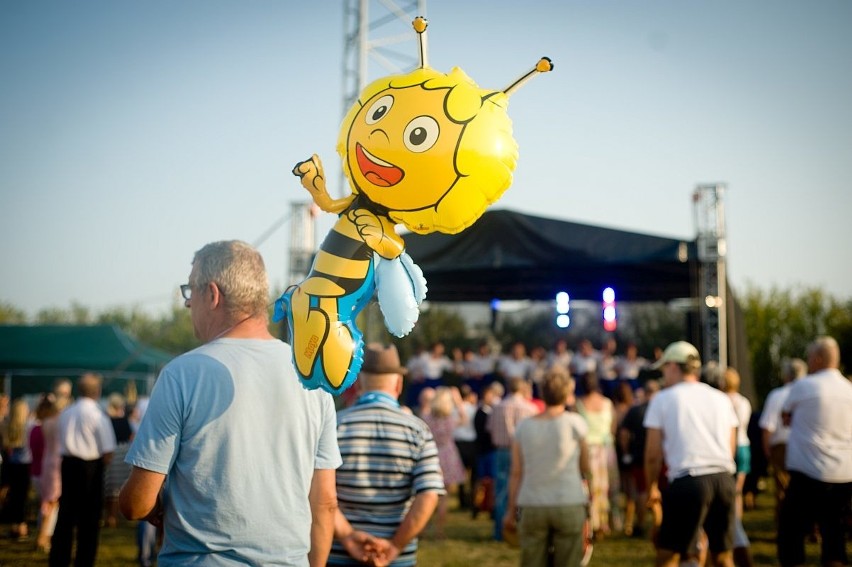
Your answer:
[275,17,552,395]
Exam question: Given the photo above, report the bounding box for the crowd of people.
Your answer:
[0,373,153,566]
[399,336,661,547]
[1,239,850,567]
[400,335,851,567]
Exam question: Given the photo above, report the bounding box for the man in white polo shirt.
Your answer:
[644,341,738,567]
[50,372,117,567]
[778,336,852,567]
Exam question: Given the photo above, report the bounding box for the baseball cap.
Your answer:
[651,341,701,369]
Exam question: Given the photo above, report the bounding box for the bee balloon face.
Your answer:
[337,67,524,234]
[345,85,465,213]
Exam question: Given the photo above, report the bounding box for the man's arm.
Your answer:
[579,438,591,482]
[730,427,737,458]
[504,439,524,531]
[308,468,338,567]
[333,509,389,565]
[385,491,439,563]
[761,428,772,460]
[644,427,664,506]
[119,466,166,524]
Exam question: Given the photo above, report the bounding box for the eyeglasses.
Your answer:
[180,284,193,301]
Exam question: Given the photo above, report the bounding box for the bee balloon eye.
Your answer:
[366,95,394,125]
[403,116,439,153]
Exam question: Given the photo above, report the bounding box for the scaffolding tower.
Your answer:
[340,0,427,197]
[288,202,316,286]
[693,183,728,368]
[342,0,427,117]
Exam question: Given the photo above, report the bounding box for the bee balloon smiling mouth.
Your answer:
[275,16,553,395]
[355,144,405,187]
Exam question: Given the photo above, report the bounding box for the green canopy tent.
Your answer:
[0,324,175,399]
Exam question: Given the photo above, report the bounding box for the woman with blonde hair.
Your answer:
[1,398,33,540]
[423,386,469,538]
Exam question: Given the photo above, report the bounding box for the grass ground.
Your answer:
[1,486,848,565]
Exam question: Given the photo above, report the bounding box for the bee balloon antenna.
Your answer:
[503,57,554,97]
[413,17,429,68]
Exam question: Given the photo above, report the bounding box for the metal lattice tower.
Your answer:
[342,0,427,116]
[340,0,427,196]
[693,183,728,368]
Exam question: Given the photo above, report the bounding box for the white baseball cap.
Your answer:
[651,341,701,369]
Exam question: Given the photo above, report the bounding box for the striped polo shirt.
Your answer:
[487,393,539,449]
[329,394,445,566]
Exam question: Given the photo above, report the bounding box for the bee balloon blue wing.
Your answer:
[375,252,428,338]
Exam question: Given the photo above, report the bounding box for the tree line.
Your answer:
[2,285,850,406]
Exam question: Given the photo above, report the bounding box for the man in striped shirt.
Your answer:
[330,344,445,566]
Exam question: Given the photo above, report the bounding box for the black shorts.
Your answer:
[658,472,736,555]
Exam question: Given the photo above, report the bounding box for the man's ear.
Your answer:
[208,282,223,310]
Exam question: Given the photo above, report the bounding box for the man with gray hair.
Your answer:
[120,240,342,566]
[778,336,852,567]
[758,357,807,523]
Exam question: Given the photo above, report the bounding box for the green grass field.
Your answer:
[1,487,847,566]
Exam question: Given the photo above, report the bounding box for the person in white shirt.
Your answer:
[614,343,648,391]
[50,373,117,567]
[405,342,454,407]
[570,340,598,393]
[452,385,479,511]
[777,336,852,567]
[597,337,619,398]
[496,341,533,385]
[644,341,738,567]
[462,342,498,395]
[758,357,807,524]
[547,338,573,373]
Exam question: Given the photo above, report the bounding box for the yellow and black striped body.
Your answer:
[273,213,378,394]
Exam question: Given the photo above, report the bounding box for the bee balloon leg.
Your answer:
[274,250,376,394]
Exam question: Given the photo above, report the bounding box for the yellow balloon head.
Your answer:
[337,66,518,235]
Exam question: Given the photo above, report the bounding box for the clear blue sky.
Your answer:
[2,0,851,318]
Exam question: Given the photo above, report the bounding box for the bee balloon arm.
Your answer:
[348,208,406,260]
[292,154,354,213]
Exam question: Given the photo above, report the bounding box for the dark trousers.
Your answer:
[0,462,31,524]
[455,439,477,509]
[49,456,105,567]
[777,470,852,567]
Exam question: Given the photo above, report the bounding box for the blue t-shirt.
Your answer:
[126,338,342,566]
